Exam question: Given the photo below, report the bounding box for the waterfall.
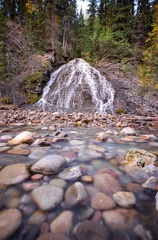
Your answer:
[35,58,115,113]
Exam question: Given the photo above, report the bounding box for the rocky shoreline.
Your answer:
[0,109,158,130]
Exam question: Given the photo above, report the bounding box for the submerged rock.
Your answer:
[113,191,136,208]
[30,155,67,174]
[0,208,22,240]
[50,211,74,234]
[102,208,137,230]
[121,148,158,172]
[31,185,63,211]
[93,173,122,196]
[65,182,89,206]
[8,131,34,145]
[0,163,30,185]
[36,233,70,240]
[91,192,116,210]
[58,165,81,181]
[76,220,109,240]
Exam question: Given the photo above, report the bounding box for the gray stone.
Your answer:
[78,148,103,162]
[65,182,89,206]
[58,165,81,181]
[30,155,67,174]
[31,185,63,210]
[113,191,136,208]
[120,127,136,136]
[142,176,158,191]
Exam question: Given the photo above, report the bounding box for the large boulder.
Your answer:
[121,149,158,172]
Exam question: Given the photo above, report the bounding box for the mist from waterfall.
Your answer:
[35,58,115,113]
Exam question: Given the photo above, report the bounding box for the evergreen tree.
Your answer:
[87,0,98,32]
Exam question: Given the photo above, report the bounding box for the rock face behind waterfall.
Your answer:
[35,58,115,113]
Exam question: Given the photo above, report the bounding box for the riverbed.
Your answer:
[0,112,158,240]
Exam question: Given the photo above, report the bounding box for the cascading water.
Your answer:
[35,58,115,113]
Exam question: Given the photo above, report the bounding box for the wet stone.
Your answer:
[31,185,63,211]
[28,147,51,159]
[8,131,34,145]
[142,176,158,191]
[30,154,67,175]
[7,148,30,155]
[0,146,10,152]
[50,210,74,234]
[102,208,137,230]
[0,208,22,240]
[0,163,30,185]
[28,210,47,225]
[76,220,109,240]
[93,173,122,196]
[58,165,82,181]
[121,148,158,172]
[78,148,103,162]
[113,191,136,208]
[65,182,89,206]
[49,178,67,188]
[36,233,70,240]
[91,192,116,210]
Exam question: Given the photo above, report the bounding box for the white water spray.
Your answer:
[35,58,115,113]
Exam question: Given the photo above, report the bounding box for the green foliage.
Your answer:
[116,108,127,114]
[23,72,41,90]
[0,96,12,104]
[22,72,41,104]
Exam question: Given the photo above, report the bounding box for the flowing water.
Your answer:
[0,124,158,240]
[35,58,114,113]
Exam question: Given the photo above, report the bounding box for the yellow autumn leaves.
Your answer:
[139,4,158,91]
[25,0,37,14]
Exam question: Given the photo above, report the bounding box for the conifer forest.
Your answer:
[0,0,158,105]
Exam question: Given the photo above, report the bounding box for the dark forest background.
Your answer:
[0,0,158,105]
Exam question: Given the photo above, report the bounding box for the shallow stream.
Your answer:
[0,124,158,240]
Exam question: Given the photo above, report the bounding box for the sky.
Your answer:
[77,0,89,14]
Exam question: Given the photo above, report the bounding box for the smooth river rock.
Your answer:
[0,163,30,185]
[65,182,89,206]
[113,191,136,208]
[78,148,103,162]
[8,131,34,145]
[50,210,74,234]
[36,233,70,240]
[31,185,63,210]
[30,155,67,174]
[102,208,137,230]
[58,165,81,181]
[76,220,109,240]
[0,208,22,240]
[91,192,116,210]
[93,173,122,196]
[119,127,136,136]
